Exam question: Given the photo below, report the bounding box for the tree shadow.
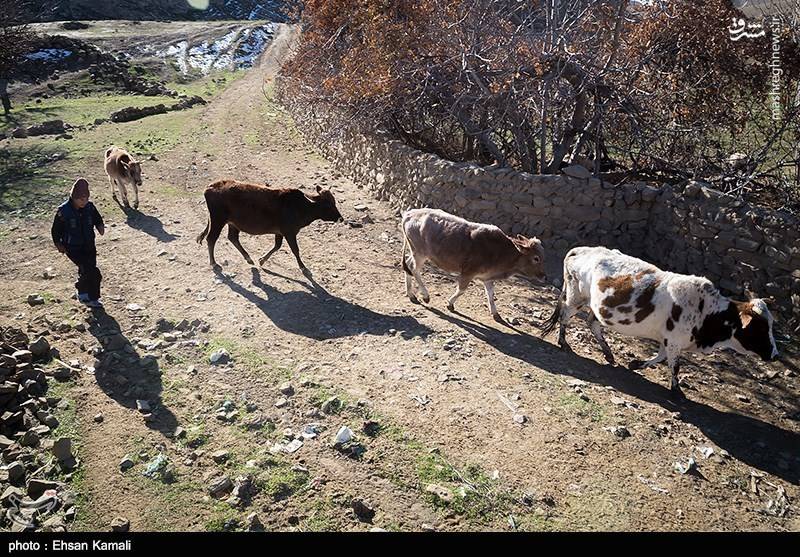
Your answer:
[122,206,179,242]
[217,267,433,341]
[425,306,800,485]
[84,307,178,437]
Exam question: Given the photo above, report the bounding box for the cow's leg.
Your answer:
[108,175,119,205]
[666,349,685,400]
[629,345,667,370]
[447,276,471,312]
[206,215,226,272]
[117,180,130,208]
[227,225,254,266]
[482,280,504,323]
[285,234,311,277]
[408,254,430,303]
[132,181,139,210]
[587,313,615,365]
[259,234,283,266]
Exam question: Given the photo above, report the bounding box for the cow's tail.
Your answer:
[539,290,564,337]
[400,215,415,275]
[196,218,210,245]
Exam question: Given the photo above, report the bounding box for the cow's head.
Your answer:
[510,234,546,282]
[731,298,779,362]
[122,159,143,187]
[312,185,343,222]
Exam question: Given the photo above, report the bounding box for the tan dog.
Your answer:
[103,146,143,209]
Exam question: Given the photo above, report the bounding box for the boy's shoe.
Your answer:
[85,299,103,308]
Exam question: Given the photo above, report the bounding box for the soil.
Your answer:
[1,23,798,532]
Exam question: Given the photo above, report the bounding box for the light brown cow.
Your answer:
[401,208,546,322]
[104,146,143,209]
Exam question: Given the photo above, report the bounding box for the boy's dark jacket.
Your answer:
[51,199,104,250]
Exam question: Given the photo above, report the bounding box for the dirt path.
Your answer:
[2,24,799,531]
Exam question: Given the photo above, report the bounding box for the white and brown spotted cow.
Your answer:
[401,208,546,323]
[540,246,778,399]
[104,146,143,209]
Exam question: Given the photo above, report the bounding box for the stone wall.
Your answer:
[277,84,800,319]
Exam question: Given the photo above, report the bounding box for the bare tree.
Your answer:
[0,0,35,115]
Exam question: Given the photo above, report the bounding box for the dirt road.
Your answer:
[1,24,798,531]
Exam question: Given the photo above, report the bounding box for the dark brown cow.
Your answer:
[196,180,343,276]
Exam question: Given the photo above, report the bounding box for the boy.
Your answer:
[51,178,105,307]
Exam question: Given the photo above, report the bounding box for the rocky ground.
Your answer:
[0,23,798,532]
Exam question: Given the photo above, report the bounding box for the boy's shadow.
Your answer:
[85,307,178,437]
[122,206,178,242]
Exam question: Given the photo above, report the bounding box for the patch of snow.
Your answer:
[25,49,72,61]
[154,25,274,76]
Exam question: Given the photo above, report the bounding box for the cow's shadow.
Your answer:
[85,307,178,437]
[218,267,433,341]
[427,307,800,485]
[122,207,178,242]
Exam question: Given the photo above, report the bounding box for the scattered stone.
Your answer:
[136,400,151,413]
[142,454,171,481]
[246,513,264,531]
[362,420,380,436]
[29,337,50,360]
[7,461,25,483]
[209,349,230,365]
[301,423,324,439]
[674,457,698,475]
[424,484,453,503]
[52,437,74,462]
[211,450,230,464]
[275,397,288,408]
[735,393,750,403]
[119,456,135,471]
[332,425,353,446]
[604,426,630,439]
[27,479,62,499]
[93,413,104,423]
[27,294,45,306]
[279,382,295,396]
[126,303,144,312]
[513,413,527,424]
[110,517,130,532]
[208,475,233,498]
[351,498,376,523]
[19,429,40,447]
[320,396,342,414]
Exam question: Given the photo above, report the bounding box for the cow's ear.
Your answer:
[739,310,753,329]
[316,185,322,194]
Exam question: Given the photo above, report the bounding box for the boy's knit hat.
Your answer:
[70,178,90,199]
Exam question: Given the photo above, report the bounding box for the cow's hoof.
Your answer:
[133,203,139,210]
[558,339,573,352]
[629,359,644,370]
[447,303,455,312]
[245,258,255,266]
[301,267,313,278]
[603,353,617,366]
[493,313,506,324]
[408,295,420,305]
[422,295,430,304]
[212,264,223,274]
